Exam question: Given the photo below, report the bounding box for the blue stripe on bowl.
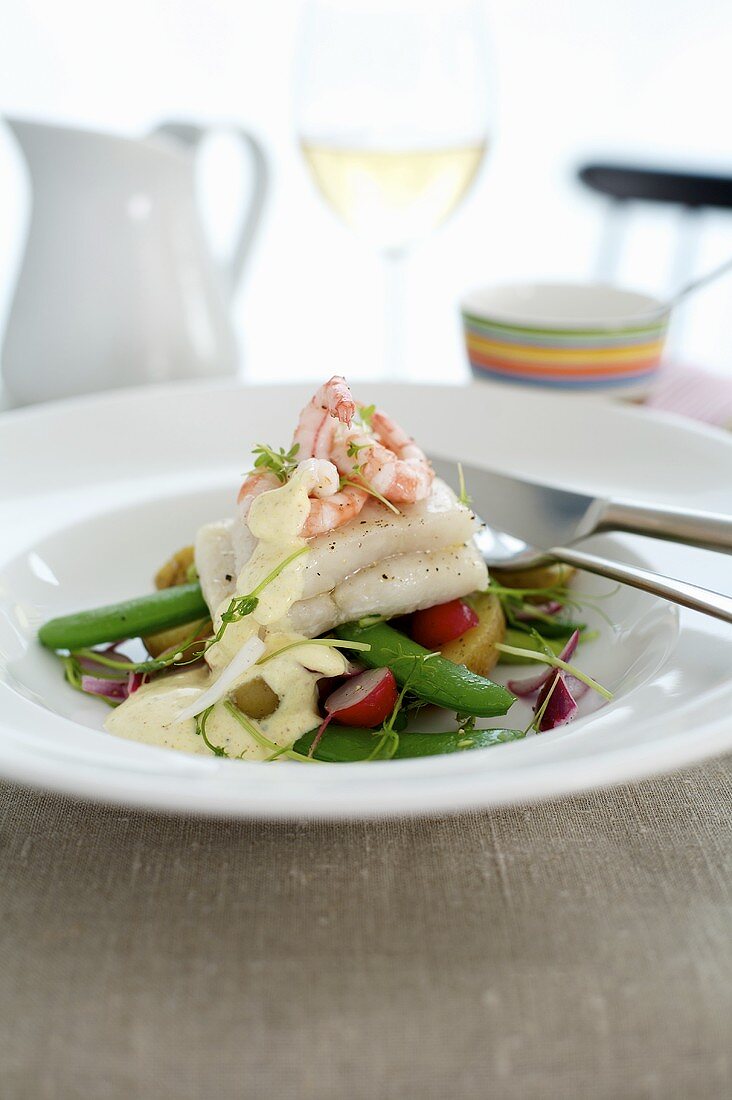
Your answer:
[468,361,659,389]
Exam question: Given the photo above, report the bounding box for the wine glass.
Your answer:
[295,0,493,380]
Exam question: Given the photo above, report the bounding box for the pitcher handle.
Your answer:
[149,120,269,298]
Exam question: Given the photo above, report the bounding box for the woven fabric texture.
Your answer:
[1,759,731,1100]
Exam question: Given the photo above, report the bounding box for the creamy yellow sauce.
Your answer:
[105,464,349,760]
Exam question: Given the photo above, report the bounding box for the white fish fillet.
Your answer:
[301,478,477,597]
[283,544,488,637]
[230,476,478,595]
[194,477,486,634]
[194,520,237,615]
[282,593,338,639]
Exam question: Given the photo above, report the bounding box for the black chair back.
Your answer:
[577,162,732,290]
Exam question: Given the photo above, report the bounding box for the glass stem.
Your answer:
[382,249,408,380]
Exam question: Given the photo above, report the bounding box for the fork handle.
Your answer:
[550,546,732,625]
[597,499,732,554]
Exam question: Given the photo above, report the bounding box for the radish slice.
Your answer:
[536,673,578,731]
[317,661,366,702]
[325,667,398,728]
[176,634,265,722]
[506,630,581,696]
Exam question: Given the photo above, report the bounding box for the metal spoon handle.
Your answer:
[668,254,732,310]
[550,546,732,625]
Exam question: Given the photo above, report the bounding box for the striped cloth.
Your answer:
[646,363,732,429]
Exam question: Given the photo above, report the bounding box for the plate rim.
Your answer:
[3,374,732,448]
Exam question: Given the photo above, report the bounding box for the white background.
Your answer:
[1,0,731,388]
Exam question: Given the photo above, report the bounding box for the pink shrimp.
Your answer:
[238,457,365,540]
[293,375,356,459]
[293,457,367,538]
[299,482,369,538]
[237,468,279,506]
[236,380,433,543]
[287,377,370,534]
[331,407,434,504]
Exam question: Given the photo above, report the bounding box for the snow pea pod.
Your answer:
[334,620,515,717]
[294,724,526,762]
[38,583,209,650]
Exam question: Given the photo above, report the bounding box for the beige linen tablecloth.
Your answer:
[1,760,731,1100]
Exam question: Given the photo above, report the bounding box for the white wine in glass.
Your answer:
[300,142,488,255]
[295,0,493,378]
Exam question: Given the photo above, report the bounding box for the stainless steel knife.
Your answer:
[430,456,732,624]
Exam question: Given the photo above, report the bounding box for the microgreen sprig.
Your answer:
[195,705,229,757]
[494,641,613,700]
[62,654,85,692]
[339,476,401,516]
[251,441,300,484]
[210,545,310,647]
[487,579,619,628]
[365,655,436,761]
[457,462,472,507]
[71,617,212,676]
[526,626,556,658]
[346,439,367,465]
[255,636,370,667]
[366,679,410,761]
[357,403,376,429]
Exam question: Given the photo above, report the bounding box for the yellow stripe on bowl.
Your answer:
[464,333,665,365]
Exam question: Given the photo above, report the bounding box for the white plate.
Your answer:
[0,381,730,818]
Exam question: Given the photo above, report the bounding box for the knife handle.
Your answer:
[596,499,732,554]
[550,546,732,625]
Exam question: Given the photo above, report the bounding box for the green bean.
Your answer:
[38,583,209,650]
[334,621,515,717]
[294,724,526,762]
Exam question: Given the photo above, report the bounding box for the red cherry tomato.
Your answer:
[410,598,479,650]
[324,667,398,728]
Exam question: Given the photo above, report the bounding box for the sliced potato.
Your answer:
[232,677,280,720]
[439,592,505,678]
[490,562,575,594]
[155,545,195,590]
[143,619,212,659]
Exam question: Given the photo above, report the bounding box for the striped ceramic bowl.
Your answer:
[461,282,670,395]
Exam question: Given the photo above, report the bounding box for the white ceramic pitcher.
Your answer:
[1,117,268,406]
